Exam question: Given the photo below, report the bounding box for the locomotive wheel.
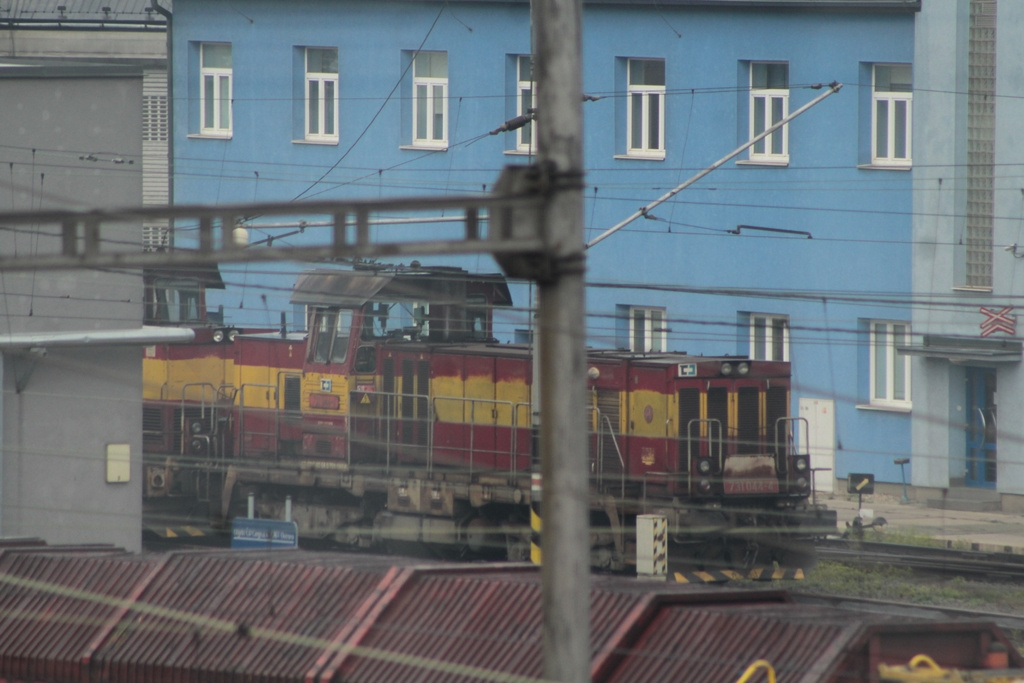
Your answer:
[464,516,505,558]
[689,537,769,572]
[768,538,817,572]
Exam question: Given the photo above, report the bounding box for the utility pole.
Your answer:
[532,0,589,680]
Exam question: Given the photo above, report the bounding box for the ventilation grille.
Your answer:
[736,387,759,453]
[143,94,168,142]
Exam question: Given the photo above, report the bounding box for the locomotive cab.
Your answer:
[292,267,513,463]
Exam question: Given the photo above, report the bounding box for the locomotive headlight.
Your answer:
[190,420,205,434]
[737,362,750,376]
[212,329,225,343]
[794,457,808,472]
[698,479,712,493]
[795,477,808,490]
[697,459,712,474]
[720,362,733,376]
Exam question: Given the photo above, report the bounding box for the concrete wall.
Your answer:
[0,73,146,550]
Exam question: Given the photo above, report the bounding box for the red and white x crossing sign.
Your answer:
[979,306,1016,337]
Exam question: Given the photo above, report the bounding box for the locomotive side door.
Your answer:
[626,364,671,480]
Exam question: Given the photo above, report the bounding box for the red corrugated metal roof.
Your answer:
[94,552,401,683]
[0,545,1017,683]
[0,548,155,683]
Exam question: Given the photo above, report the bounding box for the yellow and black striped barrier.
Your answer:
[149,526,206,539]
[530,472,542,565]
[671,569,806,585]
[673,567,805,583]
[673,569,745,584]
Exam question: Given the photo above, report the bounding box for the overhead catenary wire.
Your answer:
[586,81,843,249]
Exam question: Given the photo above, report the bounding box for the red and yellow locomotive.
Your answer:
[143,265,835,571]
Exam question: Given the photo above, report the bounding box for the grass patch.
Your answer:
[850,527,972,551]
[797,560,1024,612]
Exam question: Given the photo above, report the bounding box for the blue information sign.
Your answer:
[231,518,299,550]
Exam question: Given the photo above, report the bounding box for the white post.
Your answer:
[636,514,668,578]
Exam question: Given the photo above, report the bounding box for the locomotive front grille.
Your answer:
[142,406,166,449]
[736,386,760,454]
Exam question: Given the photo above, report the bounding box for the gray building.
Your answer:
[910,0,1024,511]
[0,1,173,549]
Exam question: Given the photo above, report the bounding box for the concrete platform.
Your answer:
[820,492,1024,554]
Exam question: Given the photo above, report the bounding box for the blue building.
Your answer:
[164,0,919,497]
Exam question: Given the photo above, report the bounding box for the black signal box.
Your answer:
[847,473,875,495]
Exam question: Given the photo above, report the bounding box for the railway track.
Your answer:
[816,537,1024,581]
[791,591,1024,636]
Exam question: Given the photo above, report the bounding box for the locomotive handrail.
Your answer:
[431,394,523,478]
[686,418,723,495]
[342,389,522,477]
[180,382,217,408]
[339,388,406,470]
[176,383,221,461]
[773,416,809,476]
[217,384,237,403]
[237,383,280,461]
[512,402,531,477]
[596,411,625,499]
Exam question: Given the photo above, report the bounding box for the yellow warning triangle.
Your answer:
[361,393,371,405]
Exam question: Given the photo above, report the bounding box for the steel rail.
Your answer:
[816,538,1024,581]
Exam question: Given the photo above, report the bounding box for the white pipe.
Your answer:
[0,325,194,349]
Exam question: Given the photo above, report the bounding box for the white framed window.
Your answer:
[749,62,788,163]
[516,55,535,152]
[869,321,911,408]
[305,47,338,141]
[200,43,232,136]
[629,306,667,353]
[627,58,665,158]
[412,51,448,148]
[749,314,789,361]
[872,64,912,166]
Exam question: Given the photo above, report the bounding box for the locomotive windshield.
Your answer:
[359,295,492,342]
[308,308,353,364]
[145,278,203,324]
[361,301,422,340]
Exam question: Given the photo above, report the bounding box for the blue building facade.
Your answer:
[166,0,919,494]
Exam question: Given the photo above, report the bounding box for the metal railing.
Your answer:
[774,416,809,475]
[236,383,281,460]
[684,418,723,495]
[592,408,625,498]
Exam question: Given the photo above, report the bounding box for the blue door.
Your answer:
[965,367,997,488]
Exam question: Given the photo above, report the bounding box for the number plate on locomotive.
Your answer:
[723,455,779,494]
[309,393,341,410]
[724,479,780,494]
